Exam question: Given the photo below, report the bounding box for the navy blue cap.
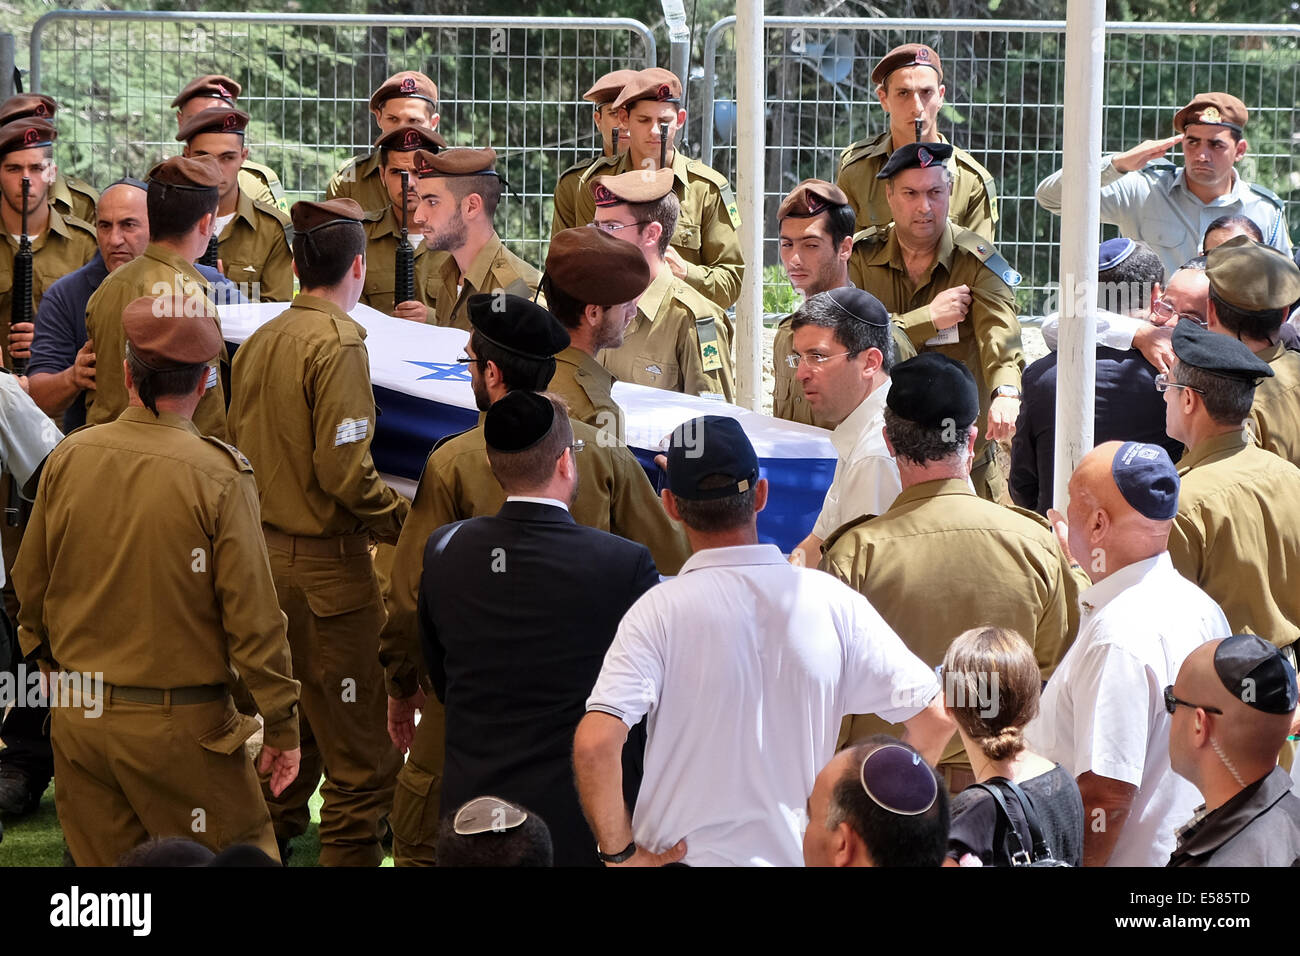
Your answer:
[484,391,556,453]
[467,293,570,361]
[876,141,953,180]
[886,352,979,430]
[1098,237,1136,272]
[1214,634,1299,715]
[665,415,758,501]
[1172,321,1274,382]
[1112,441,1179,520]
[819,286,890,328]
[859,743,938,816]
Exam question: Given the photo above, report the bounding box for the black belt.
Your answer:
[104,683,228,705]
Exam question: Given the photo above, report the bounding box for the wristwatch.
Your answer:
[991,385,1021,400]
[597,840,637,864]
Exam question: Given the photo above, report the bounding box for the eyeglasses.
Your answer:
[1163,684,1224,716]
[785,350,853,369]
[455,352,485,367]
[1154,372,1204,395]
[1150,297,1207,328]
[589,220,651,234]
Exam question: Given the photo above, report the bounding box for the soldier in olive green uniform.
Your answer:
[179,108,293,302]
[836,44,997,243]
[541,225,651,440]
[569,68,743,311]
[359,126,445,320]
[851,142,1023,501]
[820,353,1081,792]
[590,167,735,401]
[327,71,443,214]
[410,147,541,330]
[12,292,300,867]
[550,68,636,237]
[171,74,288,212]
[229,199,409,867]
[85,157,229,439]
[0,95,98,223]
[1199,236,1300,467]
[381,295,690,864]
[0,120,97,370]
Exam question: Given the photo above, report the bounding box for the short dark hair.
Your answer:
[445,174,503,219]
[883,406,970,465]
[116,837,215,866]
[625,192,680,258]
[790,294,895,373]
[147,181,218,242]
[539,275,588,329]
[487,393,573,492]
[436,809,553,867]
[791,202,856,247]
[1175,361,1257,426]
[672,473,757,533]
[292,220,366,288]
[1098,240,1164,315]
[1204,214,1263,247]
[829,737,949,867]
[1209,285,1285,340]
[126,345,207,416]
[469,329,554,392]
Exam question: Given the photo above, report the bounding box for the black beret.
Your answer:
[1213,634,1298,715]
[876,141,954,180]
[467,293,570,361]
[484,390,556,453]
[886,352,979,429]
[666,415,759,501]
[1171,321,1274,382]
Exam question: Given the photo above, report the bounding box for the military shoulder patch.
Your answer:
[201,436,254,473]
[720,183,741,230]
[576,153,621,187]
[851,225,882,246]
[695,315,724,373]
[1248,181,1286,209]
[955,229,1021,288]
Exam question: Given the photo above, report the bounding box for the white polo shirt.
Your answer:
[811,379,900,539]
[1027,552,1229,867]
[0,373,61,588]
[586,543,939,867]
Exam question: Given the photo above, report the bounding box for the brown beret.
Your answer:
[611,68,682,112]
[545,227,651,306]
[122,293,222,369]
[412,147,497,179]
[583,69,639,105]
[591,167,674,206]
[0,119,56,158]
[1174,92,1248,134]
[374,125,447,154]
[291,198,365,234]
[176,107,249,143]
[147,155,223,191]
[170,75,241,110]
[871,43,943,86]
[778,179,850,220]
[0,94,57,126]
[1206,235,1300,312]
[369,71,438,112]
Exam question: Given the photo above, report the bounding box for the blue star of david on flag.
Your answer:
[409,360,472,382]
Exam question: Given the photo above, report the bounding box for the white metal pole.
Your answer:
[733,0,765,411]
[1052,0,1104,510]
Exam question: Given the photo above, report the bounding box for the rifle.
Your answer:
[10,177,33,377]
[915,118,923,143]
[198,233,219,269]
[659,121,669,170]
[395,169,414,308]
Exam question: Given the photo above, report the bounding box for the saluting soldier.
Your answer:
[0,120,97,372]
[84,156,229,439]
[410,147,540,330]
[590,167,735,402]
[550,68,636,237]
[542,225,652,441]
[837,45,997,243]
[171,74,289,212]
[228,198,408,867]
[327,71,443,214]
[850,142,1023,501]
[0,94,98,223]
[12,291,301,867]
[380,293,689,864]
[358,125,445,321]
[569,68,744,311]
[178,107,293,301]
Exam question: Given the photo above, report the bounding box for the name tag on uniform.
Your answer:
[205,366,219,390]
[925,325,959,347]
[696,316,724,373]
[335,418,369,445]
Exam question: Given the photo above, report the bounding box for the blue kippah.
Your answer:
[1098,238,1136,272]
[1112,441,1179,520]
[859,743,938,816]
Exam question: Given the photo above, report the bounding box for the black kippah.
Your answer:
[1213,634,1299,715]
[484,391,556,453]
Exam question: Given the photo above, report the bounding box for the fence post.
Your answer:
[734,1,764,412]
[0,34,14,101]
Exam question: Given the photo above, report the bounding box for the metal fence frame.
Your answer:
[700,16,1300,313]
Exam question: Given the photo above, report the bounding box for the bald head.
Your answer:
[96,181,150,271]
[1064,441,1173,580]
[1156,267,1210,328]
[1178,640,1294,767]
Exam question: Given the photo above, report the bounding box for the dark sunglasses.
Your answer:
[1163,684,1223,716]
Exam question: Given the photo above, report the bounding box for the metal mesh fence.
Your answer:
[699,17,1300,315]
[30,12,656,268]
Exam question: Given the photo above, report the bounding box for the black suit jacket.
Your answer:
[418,499,660,866]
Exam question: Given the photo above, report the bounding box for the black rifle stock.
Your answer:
[395,170,415,307]
[11,176,33,376]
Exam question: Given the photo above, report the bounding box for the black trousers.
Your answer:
[0,607,52,780]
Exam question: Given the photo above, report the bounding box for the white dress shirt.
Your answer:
[811,379,900,539]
